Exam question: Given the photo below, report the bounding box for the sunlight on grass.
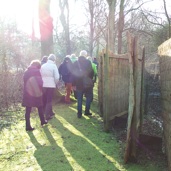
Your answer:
[0,82,167,171]
[56,115,126,171]
[32,129,51,147]
[0,125,42,171]
[48,124,85,171]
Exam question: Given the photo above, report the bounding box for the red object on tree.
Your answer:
[39,10,53,41]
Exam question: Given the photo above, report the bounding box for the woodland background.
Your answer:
[0,0,170,111]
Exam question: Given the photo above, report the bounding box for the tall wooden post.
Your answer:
[103,47,110,132]
[124,32,135,162]
[124,32,142,163]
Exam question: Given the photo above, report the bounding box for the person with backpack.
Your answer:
[72,50,94,118]
[58,56,73,104]
[87,56,97,83]
[70,54,78,99]
[22,60,48,131]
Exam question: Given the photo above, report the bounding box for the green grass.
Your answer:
[0,86,168,171]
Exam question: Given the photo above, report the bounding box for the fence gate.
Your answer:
[98,32,145,162]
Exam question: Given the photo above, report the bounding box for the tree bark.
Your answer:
[88,0,94,57]
[117,0,125,54]
[39,0,54,56]
[106,0,117,53]
[59,0,71,55]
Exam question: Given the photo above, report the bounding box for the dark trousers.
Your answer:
[76,88,93,116]
[25,106,45,128]
[43,87,55,119]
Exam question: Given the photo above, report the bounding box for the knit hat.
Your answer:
[79,50,87,57]
[48,54,56,61]
[41,56,48,63]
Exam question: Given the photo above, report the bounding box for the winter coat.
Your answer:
[58,59,73,83]
[72,56,94,90]
[22,66,43,107]
[40,60,59,88]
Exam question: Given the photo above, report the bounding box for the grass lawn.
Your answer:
[0,86,167,171]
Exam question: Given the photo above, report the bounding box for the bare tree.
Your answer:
[140,0,171,39]
[84,0,108,56]
[162,0,171,37]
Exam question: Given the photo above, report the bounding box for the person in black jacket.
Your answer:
[22,60,47,131]
[72,50,94,118]
[59,56,73,104]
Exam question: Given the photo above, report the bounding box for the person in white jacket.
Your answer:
[40,54,59,120]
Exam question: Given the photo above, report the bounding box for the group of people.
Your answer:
[22,50,98,131]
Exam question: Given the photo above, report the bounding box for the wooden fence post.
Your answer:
[124,32,142,163]
[103,48,110,132]
[124,32,135,163]
[140,47,145,132]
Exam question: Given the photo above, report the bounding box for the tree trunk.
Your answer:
[117,0,125,54]
[163,0,171,38]
[59,0,71,55]
[106,0,117,53]
[39,0,54,56]
[88,0,94,57]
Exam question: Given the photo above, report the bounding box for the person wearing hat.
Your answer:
[40,54,59,120]
[72,50,94,118]
[70,53,78,63]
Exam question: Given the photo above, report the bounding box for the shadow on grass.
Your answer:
[52,116,123,171]
[27,101,125,171]
[27,127,73,171]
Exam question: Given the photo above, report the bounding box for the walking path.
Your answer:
[0,87,167,171]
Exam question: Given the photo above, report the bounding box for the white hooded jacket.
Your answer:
[40,60,59,88]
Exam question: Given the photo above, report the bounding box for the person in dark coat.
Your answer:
[41,56,48,65]
[72,50,94,118]
[58,56,73,104]
[22,60,47,131]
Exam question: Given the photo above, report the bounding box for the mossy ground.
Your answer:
[0,86,168,171]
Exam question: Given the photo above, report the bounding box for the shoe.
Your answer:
[50,112,55,116]
[77,113,82,118]
[84,112,92,116]
[46,116,53,120]
[26,127,35,131]
[65,102,71,104]
[41,120,48,126]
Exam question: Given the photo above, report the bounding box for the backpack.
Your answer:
[77,61,94,90]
